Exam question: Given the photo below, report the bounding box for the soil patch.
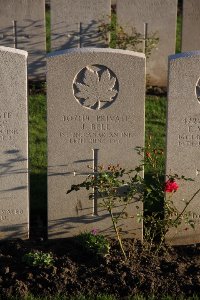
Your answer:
[0,238,199,299]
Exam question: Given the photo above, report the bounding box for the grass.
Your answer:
[46,7,51,53]
[145,95,166,150]
[29,93,47,171]
[176,14,182,53]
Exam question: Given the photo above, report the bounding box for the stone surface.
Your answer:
[0,0,46,80]
[51,0,111,51]
[47,48,145,239]
[0,46,29,239]
[117,0,177,87]
[182,0,200,52]
[166,51,200,245]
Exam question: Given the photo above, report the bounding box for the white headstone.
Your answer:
[0,46,29,239]
[0,0,46,80]
[166,51,200,245]
[51,0,111,51]
[47,48,145,238]
[117,0,177,87]
[182,0,200,52]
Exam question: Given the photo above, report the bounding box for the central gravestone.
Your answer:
[0,46,28,239]
[47,48,145,238]
[51,0,111,51]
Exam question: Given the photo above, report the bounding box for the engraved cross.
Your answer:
[0,20,29,47]
[73,148,99,215]
[68,21,100,48]
[67,23,83,48]
[13,20,30,48]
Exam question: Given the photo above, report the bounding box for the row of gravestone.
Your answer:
[0,45,200,245]
[0,0,200,87]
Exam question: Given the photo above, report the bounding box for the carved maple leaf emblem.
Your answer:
[196,83,200,102]
[74,65,118,109]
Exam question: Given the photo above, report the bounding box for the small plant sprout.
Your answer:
[76,230,110,257]
[22,251,54,267]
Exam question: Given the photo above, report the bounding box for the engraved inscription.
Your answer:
[192,212,200,219]
[0,209,23,222]
[191,212,200,224]
[0,111,19,141]
[0,112,12,119]
[178,116,200,146]
[61,114,134,144]
[73,65,119,110]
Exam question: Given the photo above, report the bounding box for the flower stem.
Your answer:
[108,206,127,260]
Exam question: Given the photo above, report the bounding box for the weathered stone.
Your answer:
[47,48,145,238]
[182,0,200,52]
[117,0,177,87]
[0,46,28,239]
[0,0,46,80]
[166,51,200,245]
[51,0,111,51]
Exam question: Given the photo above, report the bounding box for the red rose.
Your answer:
[165,179,179,193]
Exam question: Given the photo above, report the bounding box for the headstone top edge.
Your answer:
[47,47,146,59]
[169,51,200,61]
[0,46,28,58]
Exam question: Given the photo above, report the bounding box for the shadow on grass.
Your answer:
[30,172,47,239]
[143,172,165,243]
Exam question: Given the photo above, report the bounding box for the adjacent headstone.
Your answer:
[47,48,145,238]
[0,46,29,239]
[182,0,200,52]
[0,0,46,80]
[166,51,200,245]
[117,0,177,87]
[51,0,111,51]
